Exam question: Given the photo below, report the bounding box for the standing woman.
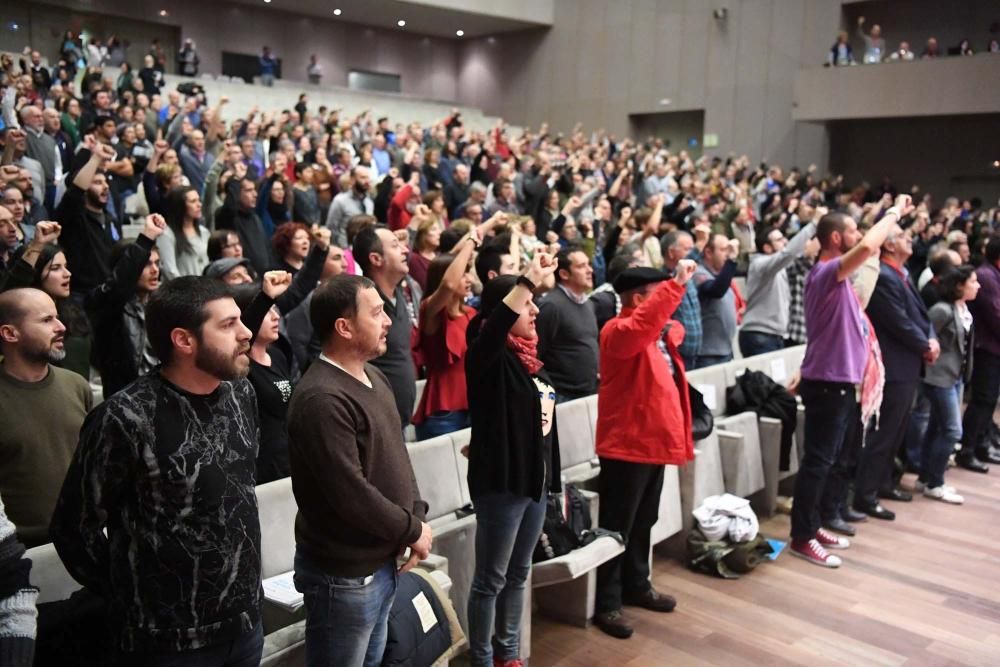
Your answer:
[408,217,441,291]
[919,266,980,504]
[411,231,478,440]
[465,252,559,667]
[159,186,210,280]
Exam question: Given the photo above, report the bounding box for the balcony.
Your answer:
[793,54,1000,121]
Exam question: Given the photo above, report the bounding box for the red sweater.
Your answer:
[596,280,695,466]
[388,184,415,231]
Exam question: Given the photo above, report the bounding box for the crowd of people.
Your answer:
[828,15,1000,66]
[1,29,999,667]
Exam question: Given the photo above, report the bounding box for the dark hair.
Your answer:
[24,243,92,337]
[478,274,518,319]
[756,227,777,253]
[272,222,309,260]
[985,233,1000,264]
[352,225,385,276]
[207,230,237,262]
[163,186,202,257]
[607,253,635,285]
[424,253,461,303]
[474,244,507,286]
[555,244,584,284]
[816,212,851,249]
[937,265,975,303]
[346,214,377,246]
[146,277,234,365]
[310,274,375,344]
[438,228,462,255]
[928,250,958,276]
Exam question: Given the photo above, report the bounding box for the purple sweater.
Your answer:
[970,262,1000,356]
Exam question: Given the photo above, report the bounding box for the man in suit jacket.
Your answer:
[854,224,939,520]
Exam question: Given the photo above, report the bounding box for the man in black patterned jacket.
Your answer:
[51,276,263,666]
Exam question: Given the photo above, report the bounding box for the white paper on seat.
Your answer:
[263,571,304,612]
[770,358,787,381]
[695,384,717,411]
[412,591,438,633]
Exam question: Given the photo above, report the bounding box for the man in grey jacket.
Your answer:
[739,219,819,357]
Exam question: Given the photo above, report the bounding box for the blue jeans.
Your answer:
[137,622,263,666]
[293,551,397,667]
[921,382,963,488]
[694,353,733,369]
[738,330,785,358]
[414,409,469,441]
[468,492,546,667]
[904,385,931,473]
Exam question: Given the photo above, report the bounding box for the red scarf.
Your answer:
[506,334,544,375]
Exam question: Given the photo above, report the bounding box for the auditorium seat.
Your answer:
[24,543,81,604]
[649,464,683,545]
[715,414,767,498]
[677,431,726,536]
[556,396,599,488]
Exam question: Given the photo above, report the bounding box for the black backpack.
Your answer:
[532,484,593,563]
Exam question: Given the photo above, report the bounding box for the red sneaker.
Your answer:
[493,659,524,667]
[816,527,850,550]
[790,538,842,568]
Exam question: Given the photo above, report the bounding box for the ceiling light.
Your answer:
[159,9,168,16]
[333,8,342,15]
[397,19,406,27]
[456,29,464,37]
[264,0,271,4]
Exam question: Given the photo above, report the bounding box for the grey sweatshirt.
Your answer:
[741,222,817,338]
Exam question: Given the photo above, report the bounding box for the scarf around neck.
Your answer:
[506,333,544,376]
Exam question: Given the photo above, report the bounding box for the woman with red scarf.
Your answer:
[465,253,559,667]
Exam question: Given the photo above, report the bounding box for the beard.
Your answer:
[85,189,106,209]
[194,341,250,380]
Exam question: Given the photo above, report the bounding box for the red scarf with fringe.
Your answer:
[506,334,544,375]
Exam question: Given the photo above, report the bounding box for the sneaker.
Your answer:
[913,480,956,494]
[923,485,964,504]
[790,538,842,568]
[594,610,634,639]
[493,659,524,667]
[815,527,850,550]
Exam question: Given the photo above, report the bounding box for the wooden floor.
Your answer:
[530,467,1000,667]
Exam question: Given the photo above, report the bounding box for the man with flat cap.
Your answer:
[593,261,697,639]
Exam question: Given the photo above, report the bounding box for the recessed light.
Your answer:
[264,0,271,4]
[487,36,496,44]
[397,19,406,27]
[159,9,168,16]
[333,8,342,15]
[456,29,464,37]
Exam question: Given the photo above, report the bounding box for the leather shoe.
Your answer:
[594,610,634,639]
[855,502,895,521]
[956,455,989,473]
[822,517,856,537]
[841,506,868,523]
[623,588,677,613]
[975,448,1000,465]
[878,488,912,502]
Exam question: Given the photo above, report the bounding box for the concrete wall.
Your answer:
[829,114,1000,204]
[629,110,706,157]
[794,54,1000,121]
[3,0,461,101]
[456,0,841,169]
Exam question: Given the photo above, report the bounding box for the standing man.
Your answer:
[288,274,430,667]
[660,230,702,369]
[593,263,697,639]
[536,245,599,402]
[855,222,938,518]
[353,225,421,429]
[959,234,1000,471]
[326,166,373,248]
[51,276,263,665]
[790,197,911,568]
[19,107,58,212]
[259,46,277,86]
[693,233,739,368]
[0,288,91,547]
[739,220,818,357]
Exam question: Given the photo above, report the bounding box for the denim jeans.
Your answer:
[467,492,546,667]
[791,379,857,540]
[904,385,931,473]
[414,409,469,441]
[136,622,263,667]
[921,382,963,488]
[694,353,733,369]
[293,551,397,667]
[738,330,785,358]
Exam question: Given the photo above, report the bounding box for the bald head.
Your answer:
[0,288,66,362]
[0,288,34,328]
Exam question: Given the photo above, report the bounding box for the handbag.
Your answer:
[688,384,715,441]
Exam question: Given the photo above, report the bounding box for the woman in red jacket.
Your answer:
[592,262,697,640]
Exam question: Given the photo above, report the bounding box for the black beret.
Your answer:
[612,267,670,294]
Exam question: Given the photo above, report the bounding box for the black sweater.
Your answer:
[466,303,562,502]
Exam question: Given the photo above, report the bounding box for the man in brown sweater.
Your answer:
[0,288,91,547]
[287,273,430,667]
